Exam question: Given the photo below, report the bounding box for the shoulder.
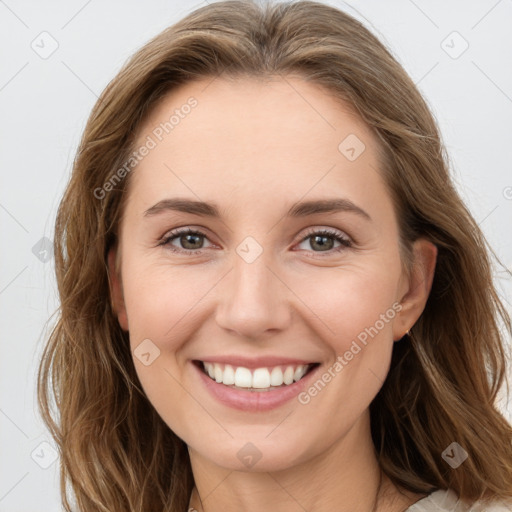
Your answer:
[406,489,512,511]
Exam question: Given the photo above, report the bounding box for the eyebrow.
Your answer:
[143,197,372,221]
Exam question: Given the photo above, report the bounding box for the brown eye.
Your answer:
[296,228,352,254]
[160,228,212,254]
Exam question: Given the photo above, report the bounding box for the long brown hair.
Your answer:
[37,1,512,510]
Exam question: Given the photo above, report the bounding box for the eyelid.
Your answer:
[298,226,352,245]
[158,226,216,251]
[158,224,354,257]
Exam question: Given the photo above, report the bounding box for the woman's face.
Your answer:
[109,75,436,472]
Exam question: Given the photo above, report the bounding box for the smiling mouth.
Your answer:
[194,360,320,392]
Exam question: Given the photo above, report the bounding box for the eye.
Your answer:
[295,228,353,255]
[159,228,212,255]
[158,227,353,256]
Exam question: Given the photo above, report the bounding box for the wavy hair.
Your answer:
[37,1,512,510]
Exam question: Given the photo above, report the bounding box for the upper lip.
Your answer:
[195,356,318,369]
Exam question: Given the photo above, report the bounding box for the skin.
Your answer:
[109,75,437,512]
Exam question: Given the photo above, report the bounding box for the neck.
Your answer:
[187,412,419,512]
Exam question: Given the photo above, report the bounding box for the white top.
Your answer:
[407,489,512,511]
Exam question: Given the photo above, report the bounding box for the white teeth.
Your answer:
[201,361,313,390]
[283,366,294,385]
[293,365,307,382]
[270,366,284,386]
[223,364,235,385]
[234,367,252,388]
[252,368,271,388]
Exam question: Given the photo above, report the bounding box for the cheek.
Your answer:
[118,247,403,465]
[122,262,203,347]
[122,248,402,354]
[288,264,401,437]
[293,260,402,350]
[120,263,204,435]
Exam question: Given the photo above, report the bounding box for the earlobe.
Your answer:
[393,238,437,341]
[107,247,129,331]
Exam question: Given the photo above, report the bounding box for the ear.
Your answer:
[393,238,437,341]
[107,246,129,331]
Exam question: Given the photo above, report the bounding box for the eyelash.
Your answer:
[158,227,353,257]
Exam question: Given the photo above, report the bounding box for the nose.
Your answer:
[215,250,292,339]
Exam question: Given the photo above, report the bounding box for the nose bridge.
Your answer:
[215,241,290,338]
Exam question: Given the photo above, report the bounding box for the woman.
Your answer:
[37,1,512,511]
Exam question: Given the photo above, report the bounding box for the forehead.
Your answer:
[127,75,391,222]
[134,74,374,158]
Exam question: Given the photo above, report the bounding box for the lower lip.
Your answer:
[193,361,321,412]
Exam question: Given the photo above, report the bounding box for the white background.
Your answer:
[1,0,511,510]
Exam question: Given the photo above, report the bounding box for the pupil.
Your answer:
[179,234,335,251]
[183,234,202,249]
[312,235,333,251]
